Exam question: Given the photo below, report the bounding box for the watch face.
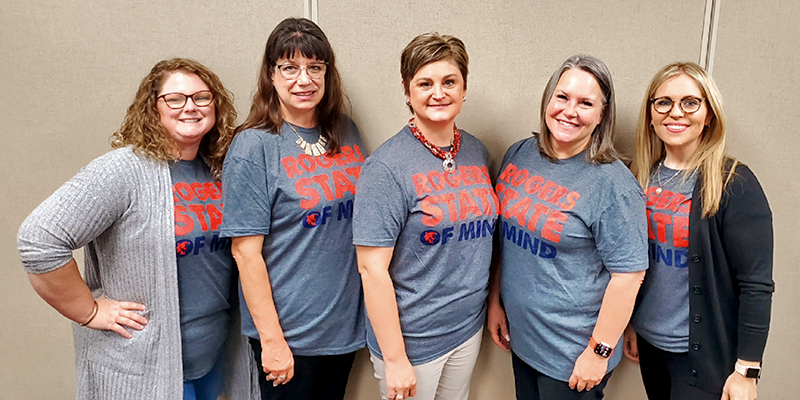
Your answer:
[745,368,761,378]
[594,343,612,358]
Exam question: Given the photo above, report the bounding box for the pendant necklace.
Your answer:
[655,161,682,194]
[408,117,461,173]
[287,121,328,156]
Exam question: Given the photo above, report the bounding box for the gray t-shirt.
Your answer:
[497,138,648,382]
[352,126,497,365]
[220,117,366,356]
[170,158,235,380]
[631,166,697,352]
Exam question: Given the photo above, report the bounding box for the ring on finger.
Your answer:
[397,395,404,400]
[278,374,287,380]
[267,374,276,380]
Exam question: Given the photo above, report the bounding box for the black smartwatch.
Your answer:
[589,337,613,358]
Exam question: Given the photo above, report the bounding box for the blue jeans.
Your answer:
[183,357,224,400]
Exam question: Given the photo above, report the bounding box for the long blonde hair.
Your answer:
[631,62,737,217]
[111,58,237,178]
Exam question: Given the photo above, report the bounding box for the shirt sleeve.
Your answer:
[18,151,132,274]
[352,159,408,247]
[722,165,774,362]
[592,172,649,273]
[220,132,273,238]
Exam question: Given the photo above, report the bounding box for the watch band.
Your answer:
[589,337,613,358]
[734,362,761,379]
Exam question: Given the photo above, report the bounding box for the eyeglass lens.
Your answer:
[276,63,327,80]
[161,91,214,109]
[652,97,703,114]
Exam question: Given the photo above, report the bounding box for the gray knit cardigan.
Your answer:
[18,148,259,399]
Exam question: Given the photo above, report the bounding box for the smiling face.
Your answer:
[405,59,466,130]
[157,72,216,160]
[651,74,712,158]
[272,54,325,125]
[545,68,604,158]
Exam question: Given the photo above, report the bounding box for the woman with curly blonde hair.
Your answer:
[18,58,259,400]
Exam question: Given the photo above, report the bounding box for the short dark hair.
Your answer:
[400,32,468,113]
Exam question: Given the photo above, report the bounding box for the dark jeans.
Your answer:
[637,334,720,400]
[512,352,611,400]
[249,338,356,400]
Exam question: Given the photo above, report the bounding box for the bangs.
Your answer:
[272,33,332,63]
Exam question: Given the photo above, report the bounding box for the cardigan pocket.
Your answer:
[85,323,158,376]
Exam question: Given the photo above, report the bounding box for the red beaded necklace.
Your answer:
[408,117,461,173]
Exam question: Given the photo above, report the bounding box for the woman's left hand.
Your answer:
[568,346,608,392]
[86,296,148,338]
[721,371,758,400]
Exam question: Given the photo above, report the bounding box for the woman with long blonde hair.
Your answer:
[624,62,773,400]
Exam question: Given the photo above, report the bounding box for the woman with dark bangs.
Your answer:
[220,18,366,400]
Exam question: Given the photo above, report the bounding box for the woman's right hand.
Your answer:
[86,296,148,339]
[385,357,416,400]
[260,336,295,386]
[487,299,511,351]
[622,324,639,362]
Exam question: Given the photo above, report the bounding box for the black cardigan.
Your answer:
[685,164,774,393]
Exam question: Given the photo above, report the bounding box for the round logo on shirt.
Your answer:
[176,239,193,257]
[420,230,441,245]
[302,211,322,228]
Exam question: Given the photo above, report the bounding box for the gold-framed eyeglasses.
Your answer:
[275,62,328,80]
[650,96,705,114]
[158,90,214,109]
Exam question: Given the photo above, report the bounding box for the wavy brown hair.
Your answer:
[237,18,348,155]
[631,62,736,217]
[111,58,237,178]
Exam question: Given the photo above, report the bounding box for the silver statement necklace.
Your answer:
[287,122,328,156]
[655,161,682,194]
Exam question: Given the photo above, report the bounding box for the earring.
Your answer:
[405,99,411,106]
[463,96,467,102]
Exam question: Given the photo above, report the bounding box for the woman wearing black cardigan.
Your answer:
[625,62,773,400]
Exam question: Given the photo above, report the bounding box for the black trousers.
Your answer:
[637,334,720,400]
[249,338,356,400]
[512,352,611,400]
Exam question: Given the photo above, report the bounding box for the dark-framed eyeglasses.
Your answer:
[650,96,705,114]
[157,90,215,109]
[275,62,328,80]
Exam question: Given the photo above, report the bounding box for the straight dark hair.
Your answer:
[237,17,349,155]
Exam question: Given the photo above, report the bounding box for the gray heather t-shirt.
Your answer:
[497,138,648,381]
[352,126,497,365]
[170,158,235,380]
[220,117,366,356]
[631,166,697,352]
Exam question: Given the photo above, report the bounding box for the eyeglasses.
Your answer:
[275,62,327,80]
[650,96,705,114]
[157,90,215,109]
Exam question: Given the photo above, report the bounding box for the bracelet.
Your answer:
[80,300,99,327]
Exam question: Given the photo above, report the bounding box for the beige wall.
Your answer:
[2,1,796,398]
